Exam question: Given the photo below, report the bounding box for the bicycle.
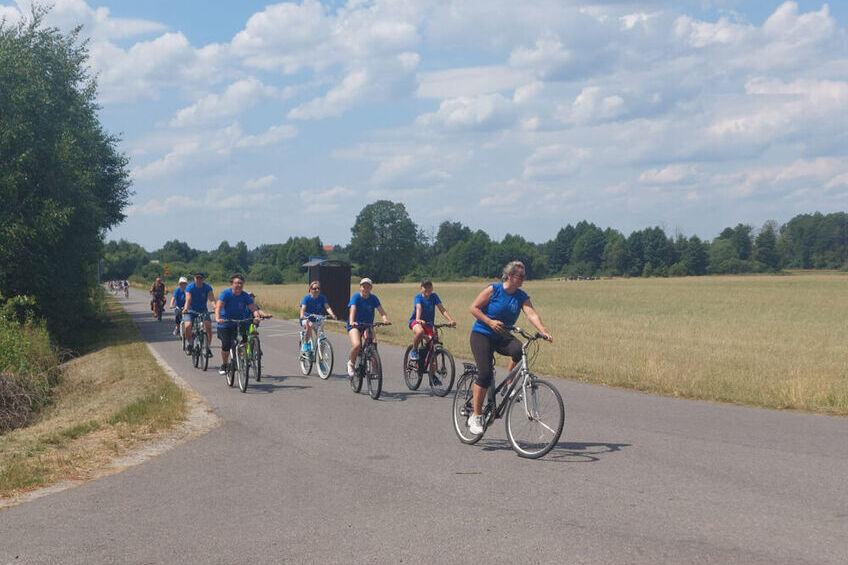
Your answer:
[298,314,335,379]
[151,293,165,321]
[402,323,456,396]
[452,326,564,459]
[349,322,389,400]
[185,310,210,372]
[123,284,129,298]
[224,316,270,393]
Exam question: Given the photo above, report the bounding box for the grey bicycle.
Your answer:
[452,326,564,459]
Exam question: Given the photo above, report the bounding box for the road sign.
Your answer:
[164,264,170,277]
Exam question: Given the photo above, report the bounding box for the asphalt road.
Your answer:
[1,287,846,564]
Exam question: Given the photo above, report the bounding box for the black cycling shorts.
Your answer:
[217,322,249,352]
[469,331,522,388]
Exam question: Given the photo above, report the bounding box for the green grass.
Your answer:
[0,297,187,497]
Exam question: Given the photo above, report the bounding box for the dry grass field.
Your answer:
[248,272,848,415]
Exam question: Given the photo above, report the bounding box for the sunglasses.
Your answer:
[511,272,526,280]
[310,287,320,291]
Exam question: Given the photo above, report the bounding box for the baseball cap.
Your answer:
[359,277,373,286]
[178,276,188,283]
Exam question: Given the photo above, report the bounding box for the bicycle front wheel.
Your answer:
[199,332,209,371]
[298,335,313,375]
[452,373,483,444]
[253,338,262,382]
[316,338,333,380]
[429,348,455,397]
[238,345,250,393]
[226,346,236,387]
[350,359,363,393]
[402,345,422,391]
[366,348,382,400]
[505,377,564,459]
[192,335,200,368]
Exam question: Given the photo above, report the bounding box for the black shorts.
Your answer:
[217,322,249,352]
[469,331,522,388]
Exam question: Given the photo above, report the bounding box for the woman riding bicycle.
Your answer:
[169,276,189,336]
[467,261,552,435]
[299,281,337,353]
[215,274,267,375]
[408,280,455,360]
[347,277,389,378]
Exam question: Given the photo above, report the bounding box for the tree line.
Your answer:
[104,202,848,285]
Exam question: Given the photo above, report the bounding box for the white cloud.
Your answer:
[416,93,515,130]
[128,187,279,216]
[171,78,280,127]
[565,86,625,124]
[244,175,277,190]
[417,66,533,99]
[14,0,166,39]
[522,145,588,181]
[639,165,697,184]
[674,15,752,47]
[133,123,297,180]
[508,36,573,79]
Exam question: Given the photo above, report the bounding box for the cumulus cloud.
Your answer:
[639,165,697,184]
[522,145,589,181]
[416,93,515,130]
[128,188,280,216]
[171,78,281,127]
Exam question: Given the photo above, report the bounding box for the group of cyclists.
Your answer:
[153,260,553,435]
[108,279,130,297]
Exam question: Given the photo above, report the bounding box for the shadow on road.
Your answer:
[478,439,630,462]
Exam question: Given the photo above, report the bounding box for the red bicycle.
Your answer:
[402,323,456,396]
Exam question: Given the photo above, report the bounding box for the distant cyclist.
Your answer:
[299,281,337,353]
[466,261,552,435]
[347,277,389,377]
[408,280,455,360]
[215,274,267,374]
[182,273,216,359]
[169,276,189,336]
[149,277,167,318]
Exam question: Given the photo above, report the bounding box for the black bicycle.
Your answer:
[452,327,564,459]
[222,317,266,393]
[185,311,210,372]
[350,322,389,400]
[402,323,456,396]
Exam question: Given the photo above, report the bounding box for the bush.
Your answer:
[1,295,39,324]
[0,319,60,432]
[668,262,688,277]
[249,263,284,284]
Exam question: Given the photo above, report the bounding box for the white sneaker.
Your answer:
[347,361,355,377]
[468,414,484,435]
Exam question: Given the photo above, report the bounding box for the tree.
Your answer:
[156,240,198,263]
[349,201,419,282]
[433,221,471,256]
[708,239,749,274]
[681,235,709,275]
[102,239,148,279]
[753,221,780,272]
[0,10,131,337]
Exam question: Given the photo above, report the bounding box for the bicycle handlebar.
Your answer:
[351,321,391,327]
[507,326,549,342]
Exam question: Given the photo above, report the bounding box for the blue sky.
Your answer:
[4,1,847,250]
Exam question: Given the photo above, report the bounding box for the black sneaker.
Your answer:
[205,348,213,358]
[218,363,228,375]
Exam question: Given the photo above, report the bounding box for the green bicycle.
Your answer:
[225,315,271,393]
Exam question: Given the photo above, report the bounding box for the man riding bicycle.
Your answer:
[215,274,267,375]
[183,273,216,359]
[149,277,167,317]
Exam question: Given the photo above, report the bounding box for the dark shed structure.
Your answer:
[302,258,352,320]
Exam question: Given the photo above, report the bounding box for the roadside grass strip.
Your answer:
[0,298,187,498]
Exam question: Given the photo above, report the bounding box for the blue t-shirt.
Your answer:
[185,282,214,313]
[471,283,529,337]
[409,292,442,325]
[172,287,187,309]
[348,293,381,328]
[217,288,254,328]
[301,294,329,317]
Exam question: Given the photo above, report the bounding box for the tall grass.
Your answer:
[248,272,848,415]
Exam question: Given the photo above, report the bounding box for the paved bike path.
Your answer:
[1,288,846,564]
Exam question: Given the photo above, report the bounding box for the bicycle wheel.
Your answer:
[253,338,262,382]
[316,337,333,380]
[226,346,236,387]
[298,335,313,375]
[366,348,382,400]
[156,304,162,321]
[350,357,363,393]
[429,348,455,397]
[505,377,564,459]
[452,373,484,444]
[402,345,422,391]
[199,332,209,371]
[192,335,200,368]
[238,345,250,393]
